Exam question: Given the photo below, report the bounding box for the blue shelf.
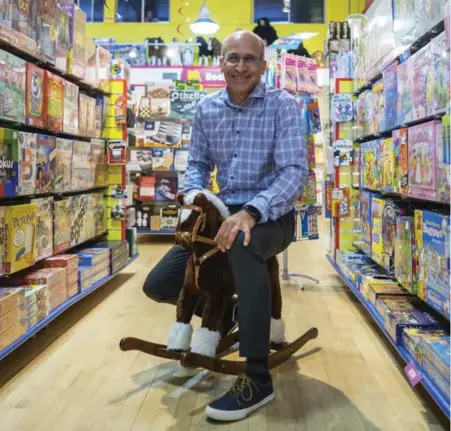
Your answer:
[0,253,140,361]
[137,229,175,234]
[326,253,450,419]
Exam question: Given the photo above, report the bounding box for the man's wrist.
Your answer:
[242,204,262,223]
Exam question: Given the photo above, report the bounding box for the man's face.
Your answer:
[220,36,266,97]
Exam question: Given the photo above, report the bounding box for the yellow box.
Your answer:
[107,230,122,241]
[4,204,38,274]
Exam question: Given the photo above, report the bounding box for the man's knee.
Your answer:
[228,231,262,258]
[143,270,171,303]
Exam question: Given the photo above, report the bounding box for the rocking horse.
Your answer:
[120,189,319,375]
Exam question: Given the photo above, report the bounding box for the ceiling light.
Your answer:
[189,1,219,35]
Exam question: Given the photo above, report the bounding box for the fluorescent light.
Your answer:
[189,1,219,35]
[291,32,319,40]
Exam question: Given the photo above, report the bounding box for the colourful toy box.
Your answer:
[383,60,398,130]
[25,63,45,128]
[54,138,72,193]
[362,140,382,191]
[436,118,450,203]
[360,275,401,302]
[53,199,71,253]
[394,216,415,293]
[35,134,56,194]
[0,50,26,124]
[392,128,409,195]
[372,79,385,132]
[63,80,79,135]
[408,121,438,200]
[430,32,449,115]
[32,197,54,262]
[413,43,433,121]
[422,336,450,382]
[44,71,64,133]
[371,197,384,266]
[402,327,448,367]
[3,203,38,274]
[397,56,414,124]
[55,5,70,73]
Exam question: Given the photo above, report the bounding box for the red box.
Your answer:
[45,71,64,132]
[42,254,78,273]
[26,63,45,128]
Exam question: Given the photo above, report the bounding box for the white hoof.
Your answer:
[167,322,193,351]
[191,327,221,357]
[270,318,286,344]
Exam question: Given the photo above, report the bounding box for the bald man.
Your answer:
[143,31,308,421]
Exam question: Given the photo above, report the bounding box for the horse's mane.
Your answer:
[180,189,230,223]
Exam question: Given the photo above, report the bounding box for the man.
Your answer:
[143,30,308,421]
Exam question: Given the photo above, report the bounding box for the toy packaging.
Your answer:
[18,132,36,196]
[55,5,70,73]
[173,149,188,172]
[422,210,450,310]
[331,94,353,123]
[422,336,450,381]
[0,50,26,123]
[407,121,437,200]
[31,196,54,261]
[360,275,401,302]
[139,176,156,202]
[25,63,45,128]
[361,139,382,190]
[376,296,420,320]
[11,0,38,44]
[97,46,112,92]
[53,198,71,253]
[371,197,384,267]
[381,200,403,272]
[63,80,79,135]
[160,205,179,230]
[58,3,86,79]
[37,0,56,63]
[3,203,38,274]
[137,120,183,148]
[385,309,442,344]
[359,190,374,247]
[413,43,433,121]
[128,149,153,174]
[86,96,97,138]
[0,128,19,198]
[94,97,104,138]
[430,32,449,115]
[55,138,72,192]
[394,216,414,292]
[35,134,56,194]
[71,140,92,190]
[45,72,64,133]
[397,57,414,124]
[78,93,89,136]
[382,138,396,193]
[155,177,177,202]
[85,37,98,88]
[392,128,409,195]
[436,117,450,203]
[169,90,206,119]
[372,79,385,132]
[382,60,398,130]
[413,210,426,299]
[151,148,174,171]
[402,327,448,367]
[70,195,87,246]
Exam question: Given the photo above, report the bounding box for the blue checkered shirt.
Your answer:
[183,82,308,224]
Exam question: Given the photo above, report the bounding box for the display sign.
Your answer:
[181,67,225,87]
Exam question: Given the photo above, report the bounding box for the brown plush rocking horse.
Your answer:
[120,189,319,375]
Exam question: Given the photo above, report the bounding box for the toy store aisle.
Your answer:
[0,230,447,431]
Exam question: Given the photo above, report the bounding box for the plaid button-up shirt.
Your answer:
[183,82,308,224]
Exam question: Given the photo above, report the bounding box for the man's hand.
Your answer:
[215,210,257,252]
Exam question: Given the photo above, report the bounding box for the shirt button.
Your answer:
[236,130,240,134]
[230,176,234,180]
[238,108,242,112]
[234,153,237,157]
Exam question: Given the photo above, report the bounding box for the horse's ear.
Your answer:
[193,193,208,208]
[176,193,184,206]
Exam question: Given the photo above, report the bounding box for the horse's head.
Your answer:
[175,189,229,250]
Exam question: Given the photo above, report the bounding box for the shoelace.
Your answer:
[228,374,259,406]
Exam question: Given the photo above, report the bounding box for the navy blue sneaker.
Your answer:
[205,373,275,422]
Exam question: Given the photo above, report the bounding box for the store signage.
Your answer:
[181,67,226,87]
[404,361,422,386]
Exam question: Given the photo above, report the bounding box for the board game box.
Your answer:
[0,50,26,123]
[35,134,56,194]
[397,56,414,124]
[78,93,89,136]
[430,32,449,115]
[3,203,38,274]
[413,43,433,121]
[169,90,206,119]
[155,177,177,202]
[0,127,18,197]
[0,0,12,28]
[18,132,36,196]
[55,138,72,192]
[58,3,86,80]
[63,80,79,135]
[382,60,398,130]
[71,140,92,190]
[86,96,96,137]
[391,128,409,195]
[11,0,38,43]
[44,71,64,132]
[137,120,183,148]
[70,194,87,246]
[151,148,174,171]
[85,37,98,88]
[407,121,437,200]
[361,139,382,191]
[25,63,45,128]
[372,78,385,132]
[31,196,54,261]
[37,0,56,63]
[55,5,70,73]
[53,198,71,253]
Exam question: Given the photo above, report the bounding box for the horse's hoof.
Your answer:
[167,322,193,351]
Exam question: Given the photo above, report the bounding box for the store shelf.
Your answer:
[0,25,110,98]
[326,253,450,419]
[137,229,175,235]
[0,253,139,362]
[0,186,108,202]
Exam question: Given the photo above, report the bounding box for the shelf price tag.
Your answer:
[404,361,422,387]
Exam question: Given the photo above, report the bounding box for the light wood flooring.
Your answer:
[0,229,448,431]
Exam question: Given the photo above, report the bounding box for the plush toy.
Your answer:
[195,36,210,66]
[145,37,168,65]
[168,189,285,357]
[208,37,222,65]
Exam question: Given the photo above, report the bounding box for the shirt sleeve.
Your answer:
[245,96,308,224]
[182,103,215,193]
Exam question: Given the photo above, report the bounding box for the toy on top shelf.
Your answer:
[382,60,398,131]
[430,32,449,115]
[372,78,385,133]
[413,43,433,121]
[37,0,56,64]
[397,56,415,125]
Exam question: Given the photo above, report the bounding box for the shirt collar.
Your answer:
[219,82,267,107]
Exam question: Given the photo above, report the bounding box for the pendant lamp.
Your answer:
[189,0,219,35]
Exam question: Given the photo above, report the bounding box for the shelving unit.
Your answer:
[324,0,450,419]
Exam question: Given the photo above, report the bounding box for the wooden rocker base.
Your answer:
[119,327,319,376]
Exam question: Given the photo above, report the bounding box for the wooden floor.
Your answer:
[0,229,448,430]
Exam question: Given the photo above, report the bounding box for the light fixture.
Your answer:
[189,0,219,35]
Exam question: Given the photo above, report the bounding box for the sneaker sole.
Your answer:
[205,392,275,422]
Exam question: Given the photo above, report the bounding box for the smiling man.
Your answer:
[143,30,308,421]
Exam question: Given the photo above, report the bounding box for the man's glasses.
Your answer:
[222,54,264,65]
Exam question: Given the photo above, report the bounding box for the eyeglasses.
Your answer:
[222,54,264,65]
